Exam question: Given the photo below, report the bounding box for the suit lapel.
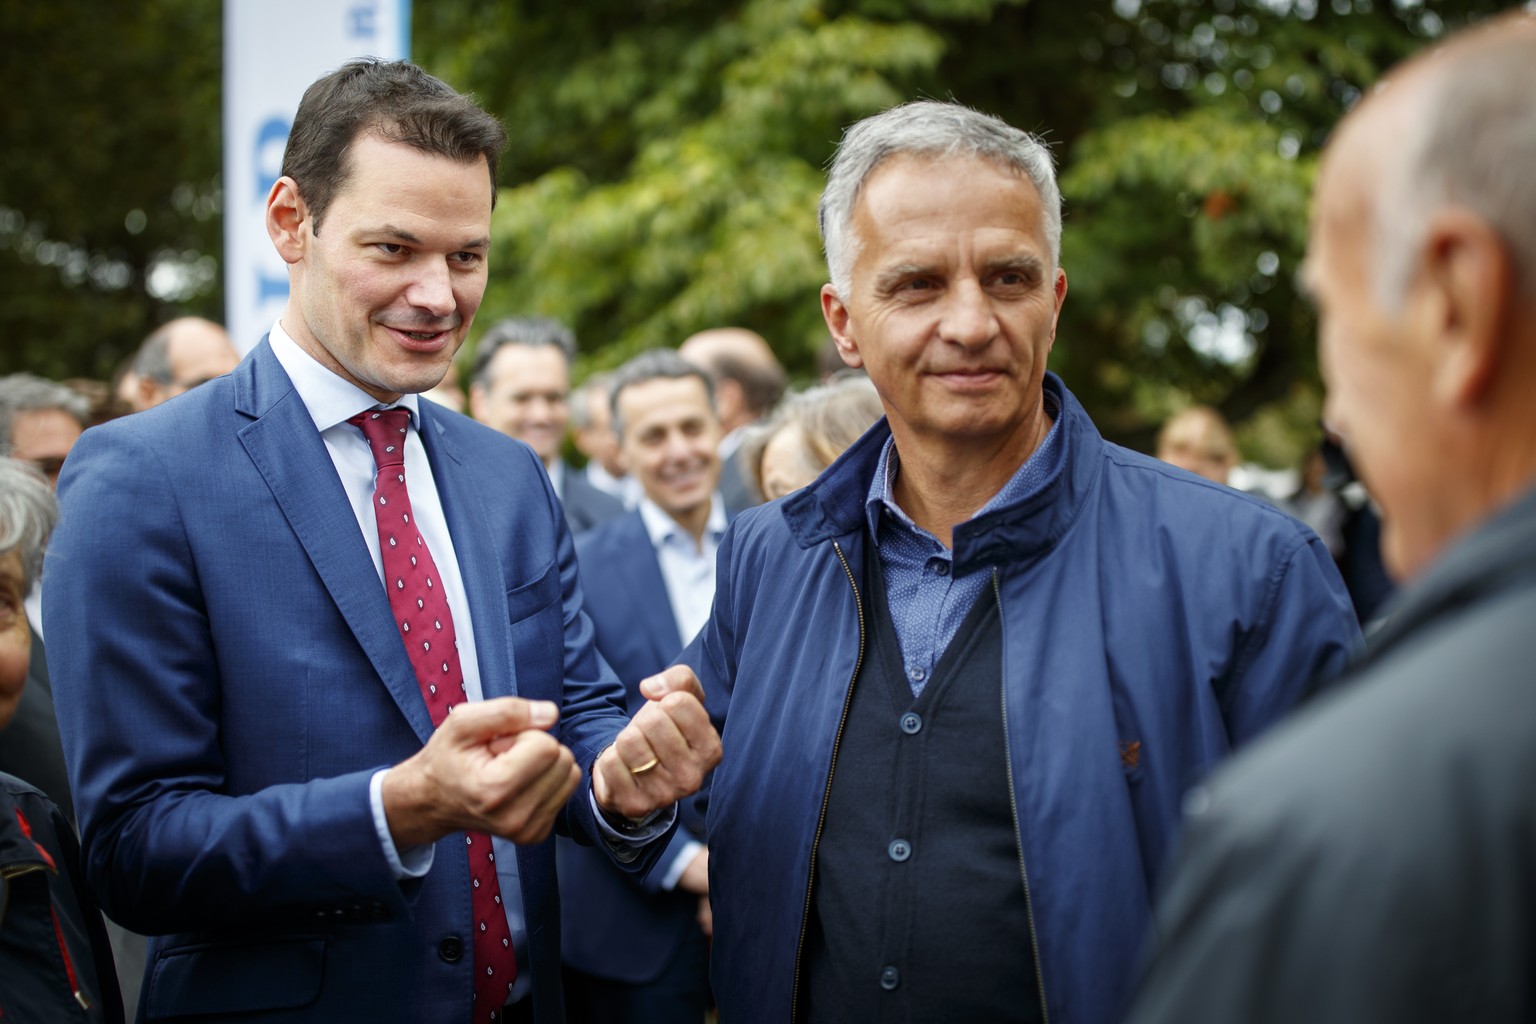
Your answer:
[417,404,517,700]
[617,514,684,660]
[235,343,435,743]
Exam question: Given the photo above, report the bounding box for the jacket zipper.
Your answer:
[789,539,866,1022]
[995,569,1050,1024]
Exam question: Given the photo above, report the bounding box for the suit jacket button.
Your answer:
[438,936,464,963]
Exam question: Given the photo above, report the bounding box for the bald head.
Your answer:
[679,328,786,434]
[1305,11,1536,581]
[132,317,240,411]
[1335,13,1536,309]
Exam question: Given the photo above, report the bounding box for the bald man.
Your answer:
[130,316,240,411]
[1129,13,1536,1023]
[678,328,785,512]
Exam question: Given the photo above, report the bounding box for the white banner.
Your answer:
[223,0,410,353]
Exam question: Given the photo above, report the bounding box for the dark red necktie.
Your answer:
[351,408,518,1021]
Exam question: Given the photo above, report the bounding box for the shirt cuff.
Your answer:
[589,788,677,845]
[659,838,705,891]
[371,768,432,880]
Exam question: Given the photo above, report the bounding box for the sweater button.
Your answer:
[437,936,464,963]
[879,965,900,990]
[899,712,922,735]
[888,839,912,862]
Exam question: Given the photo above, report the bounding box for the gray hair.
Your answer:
[608,349,716,438]
[568,373,613,431]
[0,374,90,457]
[1373,24,1536,307]
[0,457,59,589]
[819,100,1062,299]
[470,317,577,389]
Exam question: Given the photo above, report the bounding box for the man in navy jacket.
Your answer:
[677,100,1359,1023]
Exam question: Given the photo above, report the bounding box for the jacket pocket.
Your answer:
[505,561,560,623]
[145,935,325,1016]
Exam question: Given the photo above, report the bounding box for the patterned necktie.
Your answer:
[350,408,518,1022]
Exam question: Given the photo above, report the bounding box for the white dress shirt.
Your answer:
[636,495,728,649]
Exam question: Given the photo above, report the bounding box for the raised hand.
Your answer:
[591,665,722,821]
[382,697,582,848]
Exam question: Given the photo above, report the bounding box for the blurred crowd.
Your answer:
[5,12,1535,1024]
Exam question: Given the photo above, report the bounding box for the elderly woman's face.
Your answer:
[759,422,825,501]
[0,548,30,731]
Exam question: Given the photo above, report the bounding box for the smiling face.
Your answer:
[470,344,571,466]
[617,375,722,537]
[271,133,493,404]
[821,154,1067,466]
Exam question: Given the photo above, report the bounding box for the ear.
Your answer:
[136,374,161,410]
[821,284,863,369]
[1048,268,1068,352]
[1419,209,1510,409]
[265,176,309,265]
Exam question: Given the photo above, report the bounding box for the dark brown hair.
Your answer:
[280,58,507,233]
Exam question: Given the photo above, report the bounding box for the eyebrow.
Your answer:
[873,262,937,292]
[984,254,1045,279]
[373,225,491,250]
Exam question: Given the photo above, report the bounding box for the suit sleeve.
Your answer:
[45,427,408,934]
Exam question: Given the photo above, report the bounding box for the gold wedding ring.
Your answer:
[629,755,660,775]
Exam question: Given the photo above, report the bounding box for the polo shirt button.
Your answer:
[888,839,912,862]
[900,712,922,735]
[438,936,464,963]
[908,665,926,683]
[880,965,900,990]
[934,560,950,576]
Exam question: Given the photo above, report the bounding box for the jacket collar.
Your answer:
[1362,482,1536,663]
[781,372,1103,574]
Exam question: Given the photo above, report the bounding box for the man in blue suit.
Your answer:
[45,60,719,1024]
[560,350,728,1023]
[467,317,624,536]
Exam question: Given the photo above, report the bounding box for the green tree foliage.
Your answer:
[415,0,1507,462]
[3,0,1509,465]
[0,0,222,381]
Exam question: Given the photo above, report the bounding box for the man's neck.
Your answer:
[671,502,713,550]
[888,410,1052,549]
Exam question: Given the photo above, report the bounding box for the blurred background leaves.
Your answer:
[1,0,1508,461]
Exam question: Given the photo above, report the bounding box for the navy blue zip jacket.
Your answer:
[680,373,1360,1024]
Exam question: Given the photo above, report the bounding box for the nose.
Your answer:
[660,430,694,464]
[939,278,997,349]
[405,259,456,319]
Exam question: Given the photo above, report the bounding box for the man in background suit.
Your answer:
[678,328,785,513]
[46,59,718,1024]
[469,317,624,534]
[560,349,727,1023]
